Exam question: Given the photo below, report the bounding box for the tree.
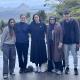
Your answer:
[56,0,80,20]
[26,12,31,19]
[37,10,47,22]
[26,12,31,23]
[0,20,6,33]
[44,0,80,22]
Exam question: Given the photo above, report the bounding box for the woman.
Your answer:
[1,18,16,79]
[47,16,63,74]
[29,14,47,72]
[47,17,55,72]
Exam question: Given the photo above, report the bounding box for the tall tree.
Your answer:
[0,20,6,33]
[56,0,80,20]
[37,10,47,22]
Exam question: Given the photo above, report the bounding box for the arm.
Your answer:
[74,20,80,50]
[1,27,8,50]
[43,23,47,43]
[46,26,52,60]
[58,23,63,49]
[74,20,79,44]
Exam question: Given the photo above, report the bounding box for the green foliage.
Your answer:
[26,12,31,23]
[37,10,47,22]
[55,0,80,21]
[0,20,6,34]
[26,12,31,18]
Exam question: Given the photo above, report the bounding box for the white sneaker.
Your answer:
[3,74,8,79]
[52,69,56,73]
[38,67,41,72]
[40,69,45,73]
[34,67,38,72]
[10,72,15,76]
[56,71,62,75]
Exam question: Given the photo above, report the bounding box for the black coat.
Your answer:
[61,19,79,44]
[29,21,47,64]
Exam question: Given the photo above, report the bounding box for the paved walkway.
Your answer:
[0,51,80,80]
[0,35,80,80]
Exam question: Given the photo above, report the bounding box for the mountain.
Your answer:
[0,3,30,21]
[0,3,55,22]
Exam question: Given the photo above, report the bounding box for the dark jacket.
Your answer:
[47,24,54,71]
[61,19,79,44]
[47,22,63,62]
[47,24,54,42]
[14,22,29,43]
[47,24,54,60]
[29,21,47,64]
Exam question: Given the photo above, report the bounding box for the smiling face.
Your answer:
[20,14,26,22]
[9,19,15,27]
[63,13,70,20]
[49,19,55,24]
[33,14,40,23]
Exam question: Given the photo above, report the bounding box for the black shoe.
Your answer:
[24,68,30,73]
[27,66,34,72]
[10,72,15,76]
[19,69,24,73]
[65,67,69,74]
[74,68,78,75]
[3,74,8,79]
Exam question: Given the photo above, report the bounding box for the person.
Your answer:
[1,18,16,79]
[14,14,29,73]
[29,14,47,72]
[61,10,79,75]
[47,16,63,75]
[47,17,54,72]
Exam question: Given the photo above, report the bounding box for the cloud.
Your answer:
[0,0,58,9]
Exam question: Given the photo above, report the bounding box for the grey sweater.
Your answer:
[1,26,16,47]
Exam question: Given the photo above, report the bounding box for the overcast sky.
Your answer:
[0,0,58,8]
[0,0,45,8]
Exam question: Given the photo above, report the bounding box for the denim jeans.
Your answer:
[64,44,78,68]
[3,44,16,75]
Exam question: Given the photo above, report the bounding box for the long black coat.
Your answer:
[29,21,47,64]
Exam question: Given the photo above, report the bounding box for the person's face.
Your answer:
[63,14,70,20]
[34,15,40,23]
[10,20,15,27]
[20,15,26,22]
[49,19,55,24]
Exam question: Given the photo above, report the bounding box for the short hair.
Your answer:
[63,10,70,15]
[20,14,26,18]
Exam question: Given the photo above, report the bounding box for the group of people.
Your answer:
[1,10,80,79]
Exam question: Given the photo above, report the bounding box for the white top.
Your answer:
[1,26,16,46]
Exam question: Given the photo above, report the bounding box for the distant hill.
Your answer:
[0,3,30,21]
[0,3,54,22]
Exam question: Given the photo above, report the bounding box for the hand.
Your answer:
[0,45,3,51]
[76,44,79,51]
[58,42,63,49]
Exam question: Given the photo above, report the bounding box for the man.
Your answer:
[61,10,79,75]
[14,14,29,73]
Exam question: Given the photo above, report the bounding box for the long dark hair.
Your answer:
[32,14,41,22]
[8,18,15,37]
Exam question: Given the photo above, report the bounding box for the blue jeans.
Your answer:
[3,44,16,75]
[64,44,78,68]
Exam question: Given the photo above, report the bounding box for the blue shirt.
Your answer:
[14,22,29,43]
